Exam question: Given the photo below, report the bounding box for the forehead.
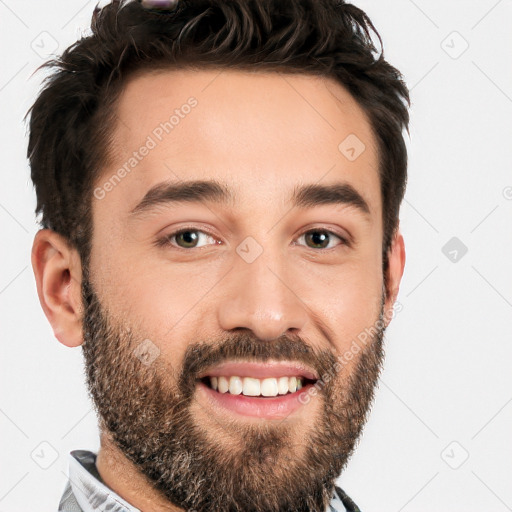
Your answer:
[99,68,381,218]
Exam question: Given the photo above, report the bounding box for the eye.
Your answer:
[159,228,220,249]
[296,229,347,250]
[157,227,348,251]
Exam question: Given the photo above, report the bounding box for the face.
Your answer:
[83,68,392,511]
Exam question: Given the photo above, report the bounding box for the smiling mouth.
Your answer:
[199,375,317,398]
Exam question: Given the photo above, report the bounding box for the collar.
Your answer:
[62,450,358,512]
[66,450,140,512]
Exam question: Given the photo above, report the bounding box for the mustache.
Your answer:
[177,332,337,396]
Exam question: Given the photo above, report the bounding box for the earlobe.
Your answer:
[383,228,406,326]
[31,229,84,347]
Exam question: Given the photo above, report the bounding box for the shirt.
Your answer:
[58,450,361,512]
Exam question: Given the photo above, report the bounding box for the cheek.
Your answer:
[297,255,383,349]
[89,244,227,368]
[126,259,226,322]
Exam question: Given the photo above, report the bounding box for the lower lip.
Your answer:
[196,381,315,420]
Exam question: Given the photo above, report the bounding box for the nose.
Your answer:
[216,247,309,341]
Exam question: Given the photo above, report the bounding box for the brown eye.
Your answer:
[175,230,200,248]
[161,229,219,249]
[299,230,345,249]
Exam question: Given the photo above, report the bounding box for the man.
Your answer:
[27,0,409,510]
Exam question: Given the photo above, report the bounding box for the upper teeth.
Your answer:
[209,376,304,397]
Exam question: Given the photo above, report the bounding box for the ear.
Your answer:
[383,227,406,327]
[31,229,84,347]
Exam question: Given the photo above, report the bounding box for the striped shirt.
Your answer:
[58,450,361,512]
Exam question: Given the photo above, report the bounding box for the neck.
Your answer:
[95,430,184,512]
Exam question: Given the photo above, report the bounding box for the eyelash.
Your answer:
[156,227,350,251]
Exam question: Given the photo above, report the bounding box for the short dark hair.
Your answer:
[26,0,409,270]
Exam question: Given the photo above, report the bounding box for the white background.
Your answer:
[1,0,511,510]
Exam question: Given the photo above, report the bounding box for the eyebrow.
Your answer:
[129,179,371,218]
[129,179,234,216]
[291,182,370,216]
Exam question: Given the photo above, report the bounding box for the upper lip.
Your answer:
[197,360,318,381]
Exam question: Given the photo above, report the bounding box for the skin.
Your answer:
[32,68,406,511]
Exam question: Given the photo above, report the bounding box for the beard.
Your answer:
[81,269,387,512]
